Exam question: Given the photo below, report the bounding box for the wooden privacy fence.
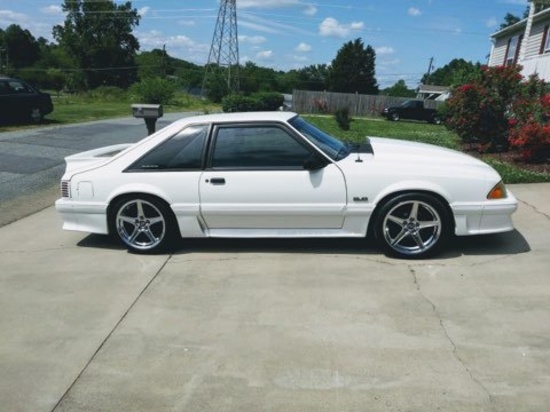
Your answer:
[292,90,443,117]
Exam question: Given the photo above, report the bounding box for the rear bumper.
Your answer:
[452,191,518,236]
[55,198,109,235]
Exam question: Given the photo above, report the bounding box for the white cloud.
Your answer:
[304,4,317,16]
[137,30,209,63]
[376,46,395,55]
[256,50,274,60]
[41,5,63,15]
[486,17,498,28]
[239,35,267,45]
[292,55,308,62]
[240,13,313,36]
[319,17,364,38]
[178,20,196,27]
[408,7,422,17]
[0,9,60,41]
[138,6,150,17]
[295,42,312,52]
[238,0,302,9]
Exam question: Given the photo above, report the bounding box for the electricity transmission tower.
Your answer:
[202,0,240,97]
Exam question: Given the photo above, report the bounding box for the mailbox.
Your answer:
[131,104,163,135]
[132,104,163,119]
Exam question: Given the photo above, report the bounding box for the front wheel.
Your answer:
[391,112,400,121]
[110,196,176,253]
[29,107,43,123]
[374,193,451,259]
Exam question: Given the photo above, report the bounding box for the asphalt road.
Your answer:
[0,113,196,227]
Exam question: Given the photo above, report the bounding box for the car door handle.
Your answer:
[208,178,226,185]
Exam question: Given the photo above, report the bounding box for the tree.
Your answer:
[327,38,379,95]
[382,80,416,97]
[53,0,141,89]
[499,12,521,30]
[0,25,41,69]
[421,59,481,87]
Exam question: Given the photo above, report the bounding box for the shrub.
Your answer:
[129,77,176,105]
[222,94,259,112]
[222,92,284,112]
[508,76,550,162]
[445,65,523,151]
[252,92,284,110]
[335,107,352,130]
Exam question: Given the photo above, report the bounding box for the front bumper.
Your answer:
[452,191,518,236]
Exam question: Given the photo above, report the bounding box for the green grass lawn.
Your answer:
[0,91,219,132]
[304,115,550,184]
[1,100,548,184]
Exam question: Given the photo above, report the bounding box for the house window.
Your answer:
[505,35,520,65]
[541,25,550,54]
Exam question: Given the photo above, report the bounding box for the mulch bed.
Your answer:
[462,143,550,175]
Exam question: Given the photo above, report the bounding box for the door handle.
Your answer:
[209,178,226,185]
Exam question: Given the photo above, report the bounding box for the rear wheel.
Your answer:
[374,193,450,259]
[110,196,176,253]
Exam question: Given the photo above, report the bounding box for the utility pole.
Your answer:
[425,57,434,85]
[202,0,240,97]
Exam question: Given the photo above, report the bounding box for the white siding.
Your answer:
[525,21,546,58]
[489,37,509,66]
[522,53,550,80]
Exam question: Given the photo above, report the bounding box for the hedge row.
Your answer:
[222,92,285,112]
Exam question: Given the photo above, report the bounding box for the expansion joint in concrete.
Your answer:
[408,266,496,409]
[519,199,550,221]
[49,254,173,412]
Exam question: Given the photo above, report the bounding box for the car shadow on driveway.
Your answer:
[76,229,530,260]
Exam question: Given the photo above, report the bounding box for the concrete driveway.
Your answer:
[0,184,549,412]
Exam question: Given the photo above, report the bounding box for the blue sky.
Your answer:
[0,0,530,88]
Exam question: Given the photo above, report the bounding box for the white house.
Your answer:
[489,1,550,81]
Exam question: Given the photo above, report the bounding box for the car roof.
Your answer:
[172,111,297,127]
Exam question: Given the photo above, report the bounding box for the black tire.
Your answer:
[109,195,177,253]
[374,193,451,259]
[29,107,43,123]
[391,112,400,121]
[432,116,442,125]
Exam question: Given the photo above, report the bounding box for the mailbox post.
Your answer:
[131,104,163,135]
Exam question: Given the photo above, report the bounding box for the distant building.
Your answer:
[489,2,550,81]
[416,84,450,101]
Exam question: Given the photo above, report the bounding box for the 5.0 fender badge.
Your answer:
[353,197,369,202]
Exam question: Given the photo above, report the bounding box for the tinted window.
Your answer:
[129,125,207,171]
[211,125,312,168]
[8,81,33,94]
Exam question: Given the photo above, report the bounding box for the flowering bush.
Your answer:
[508,76,550,162]
[445,65,523,151]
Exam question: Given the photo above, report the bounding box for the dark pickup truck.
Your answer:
[381,100,442,124]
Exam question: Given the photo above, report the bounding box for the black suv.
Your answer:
[0,77,54,124]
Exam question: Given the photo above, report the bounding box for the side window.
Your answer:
[211,125,313,169]
[128,125,207,171]
[8,81,32,94]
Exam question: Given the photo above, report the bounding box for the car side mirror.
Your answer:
[303,154,328,170]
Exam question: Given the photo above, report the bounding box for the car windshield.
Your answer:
[289,116,349,160]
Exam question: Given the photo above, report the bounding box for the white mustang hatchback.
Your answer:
[55,112,517,259]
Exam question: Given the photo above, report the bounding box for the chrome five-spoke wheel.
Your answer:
[112,197,174,253]
[376,193,449,259]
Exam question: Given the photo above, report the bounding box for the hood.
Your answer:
[339,137,498,178]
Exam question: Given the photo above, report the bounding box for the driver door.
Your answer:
[199,123,347,231]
